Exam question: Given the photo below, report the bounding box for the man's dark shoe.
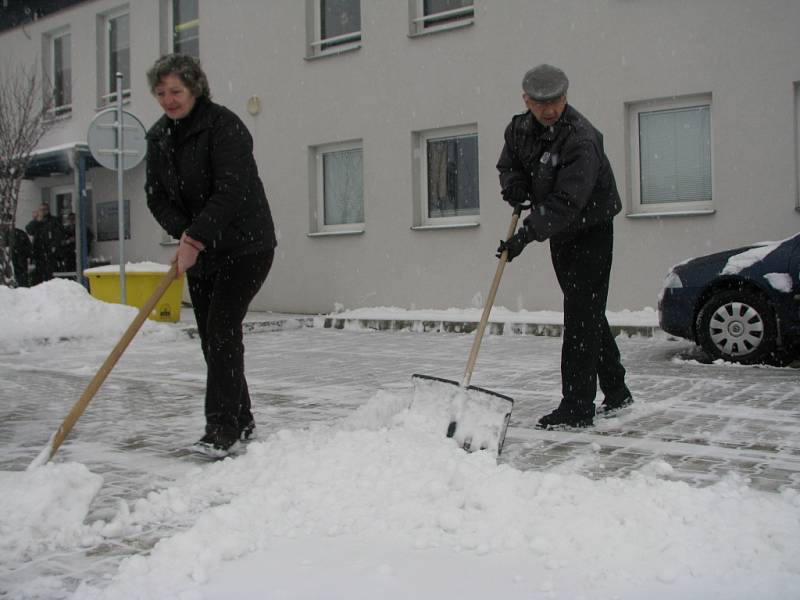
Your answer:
[600,392,634,414]
[536,405,594,430]
[239,418,256,441]
[193,424,240,457]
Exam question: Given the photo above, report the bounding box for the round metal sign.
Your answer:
[87,108,148,170]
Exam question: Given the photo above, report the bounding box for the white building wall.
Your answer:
[4,0,800,314]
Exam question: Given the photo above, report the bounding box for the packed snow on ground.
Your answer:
[1,280,799,600]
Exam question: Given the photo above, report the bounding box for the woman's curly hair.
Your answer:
[146,53,211,99]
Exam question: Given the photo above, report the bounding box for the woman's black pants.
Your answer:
[187,250,274,432]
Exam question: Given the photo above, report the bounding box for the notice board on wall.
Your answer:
[96,200,131,241]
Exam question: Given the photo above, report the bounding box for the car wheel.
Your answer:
[696,290,777,364]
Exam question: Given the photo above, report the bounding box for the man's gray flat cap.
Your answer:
[522,64,569,102]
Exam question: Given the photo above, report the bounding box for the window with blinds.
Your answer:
[628,95,713,216]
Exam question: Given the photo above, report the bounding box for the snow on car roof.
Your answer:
[721,242,781,275]
[721,233,799,276]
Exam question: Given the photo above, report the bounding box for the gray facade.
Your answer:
[4,0,799,314]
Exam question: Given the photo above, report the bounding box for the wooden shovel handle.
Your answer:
[462,205,524,388]
[47,263,179,462]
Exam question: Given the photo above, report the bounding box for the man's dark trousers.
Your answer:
[550,221,626,415]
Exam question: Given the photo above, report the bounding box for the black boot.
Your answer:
[239,418,256,441]
[600,388,634,414]
[193,423,240,457]
[536,403,594,430]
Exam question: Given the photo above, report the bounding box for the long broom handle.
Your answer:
[462,204,525,388]
[46,263,178,462]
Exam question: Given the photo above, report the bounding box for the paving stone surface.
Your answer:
[2,323,798,492]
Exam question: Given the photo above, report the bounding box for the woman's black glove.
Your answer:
[501,183,531,207]
[496,226,533,263]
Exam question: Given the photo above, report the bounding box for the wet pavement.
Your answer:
[2,318,799,492]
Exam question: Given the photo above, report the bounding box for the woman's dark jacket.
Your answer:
[496,104,621,242]
[145,97,276,274]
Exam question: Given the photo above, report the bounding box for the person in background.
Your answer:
[60,212,94,273]
[496,64,633,430]
[11,227,33,287]
[144,53,277,456]
[25,203,64,284]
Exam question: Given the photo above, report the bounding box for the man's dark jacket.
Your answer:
[25,215,64,262]
[12,228,33,284]
[145,97,276,274]
[496,104,621,242]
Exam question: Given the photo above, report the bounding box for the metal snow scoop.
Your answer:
[32,264,179,466]
[411,203,528,456]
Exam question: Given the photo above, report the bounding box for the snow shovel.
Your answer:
[411,203,528,456]
[35,263,179,466]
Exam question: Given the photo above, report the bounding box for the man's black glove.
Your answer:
[496,227,533,263]
[501,183,530,207]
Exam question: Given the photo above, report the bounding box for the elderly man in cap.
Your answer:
[496,64,633,430]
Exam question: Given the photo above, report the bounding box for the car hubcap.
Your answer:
[709,301,764,357]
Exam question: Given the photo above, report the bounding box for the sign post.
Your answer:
[87,73,146,304]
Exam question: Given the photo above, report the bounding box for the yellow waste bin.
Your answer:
[84,264,185,322]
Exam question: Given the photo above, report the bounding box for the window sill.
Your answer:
[44,110,73,124]
[411,222,479,231]
[304,43,361,61]
[408,19,474,38]
[95,97,132,111]
[307,229,365,237]
[625,209,716,218]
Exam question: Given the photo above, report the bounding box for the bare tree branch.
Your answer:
[0,60,55,287]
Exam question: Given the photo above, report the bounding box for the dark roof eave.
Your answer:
[22,145,101,179]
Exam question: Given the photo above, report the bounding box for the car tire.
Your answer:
[696,290,778,364]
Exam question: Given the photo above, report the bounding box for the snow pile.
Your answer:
[3,267,799,599]
[0,462,103,560]
[0,277,182,353]
[83,261,173,274]
[61,391,800,599]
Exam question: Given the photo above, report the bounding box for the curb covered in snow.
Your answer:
[178,310,661,339]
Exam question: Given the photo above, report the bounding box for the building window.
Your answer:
[307,0,361,58]
[415,125,479,227]
[172,0,198,56]
[46,30,71,118]
[628,95,713,215]
[313,141,364,233]
[409,0,474,37]
[100,9,130,106]
[52,186,73,226]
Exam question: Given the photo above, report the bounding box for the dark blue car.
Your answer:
[658,233,800,364]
